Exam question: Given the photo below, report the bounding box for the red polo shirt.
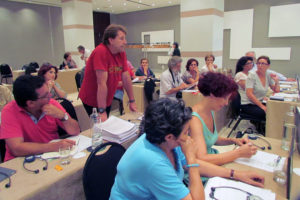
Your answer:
[0,99,66,161]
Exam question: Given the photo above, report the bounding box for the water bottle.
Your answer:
[281,106,296,151]
[90,108,103,150]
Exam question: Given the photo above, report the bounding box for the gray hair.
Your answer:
[168,56,182,69]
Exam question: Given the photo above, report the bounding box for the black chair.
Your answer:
[56,98,79,138]
[144,78,156,104]
[0,64,13,84]
[227,92,265,138]
[0,139,6,163]
[25,65,37,75]
[83,142,126,200]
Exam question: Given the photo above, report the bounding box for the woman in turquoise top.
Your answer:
[190,72,258,166]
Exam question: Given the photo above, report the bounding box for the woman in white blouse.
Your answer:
[234,56,254,103]
[200,54,218,74]
[242,56,280,123]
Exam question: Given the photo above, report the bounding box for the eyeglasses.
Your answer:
[257,62,269,66]
[245,62,253,66]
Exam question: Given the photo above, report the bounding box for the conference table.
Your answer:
[12,68,81,94]
[223,136,300,200]
[0,112,142,200]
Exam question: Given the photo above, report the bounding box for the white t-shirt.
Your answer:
[234,72,248,105]
[200,65,217,74]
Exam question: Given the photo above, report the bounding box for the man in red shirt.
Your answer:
[0,75,80,161]
[79,24,137,121]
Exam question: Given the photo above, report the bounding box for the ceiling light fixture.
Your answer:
[126,0,151,7]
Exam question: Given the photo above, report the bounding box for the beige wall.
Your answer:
[223,0,300,77]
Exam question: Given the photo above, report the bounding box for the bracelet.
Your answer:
[129,99,135,103]
[230,169,235,180]
[185,164,200,168]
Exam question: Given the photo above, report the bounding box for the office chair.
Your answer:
[56,98,79,138]
[0,64,13,84]
[82,142,126,200]
[227,92,265,138]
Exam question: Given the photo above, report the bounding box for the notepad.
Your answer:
[234,150,286,172]
[205,177,275,200]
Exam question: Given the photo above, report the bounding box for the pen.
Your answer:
[275,156,281,167]
[76,138,80,146]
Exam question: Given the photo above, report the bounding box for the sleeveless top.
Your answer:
[191,111,219,154]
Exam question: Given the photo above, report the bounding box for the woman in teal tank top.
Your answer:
[190,72,258,166]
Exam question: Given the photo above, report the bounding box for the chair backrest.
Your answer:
[0,64,12,75]
[83,142,126,200]
[56,98,79,138]
[144,78,156,103]
[228,92,241,119]
[0,139,6,163]
[25,65,37,75]
[75,71,82,91]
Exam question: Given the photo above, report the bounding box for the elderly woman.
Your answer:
[110,98,264,200]
[242,56,280,122]
[190,72,257,166]
[62,52,77,69]
[234,56,254,103]
[160,56,189,99]
[182,58,200,85]
[200,54,218,74]
[135,58,155,80]
[38,63,67,99]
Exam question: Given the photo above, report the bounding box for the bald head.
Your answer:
[245,51,256,62]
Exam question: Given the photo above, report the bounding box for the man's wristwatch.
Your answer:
[129,99,135,103]
[98,108,106,114]
[60,113,69,121]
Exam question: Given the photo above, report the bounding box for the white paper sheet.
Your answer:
[234,150,286,172]
[205,177,275,200]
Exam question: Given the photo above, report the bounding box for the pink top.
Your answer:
[0,99,66,161]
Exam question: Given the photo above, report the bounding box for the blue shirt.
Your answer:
[110,134,189,200]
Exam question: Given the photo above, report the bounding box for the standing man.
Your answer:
[79,24,137,121]
[77,45,91,64]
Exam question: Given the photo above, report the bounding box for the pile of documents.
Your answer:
[99,116,138,143]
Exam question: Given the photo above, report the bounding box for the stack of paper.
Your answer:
[205,177,275,200]
[96,116,138,144]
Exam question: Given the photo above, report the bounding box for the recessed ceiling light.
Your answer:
[168,1,172,4]
[139,0,142,2]
[123,2,127,6]
[109,5,112,7]
[97,7,100,10]
[151,3,155,6]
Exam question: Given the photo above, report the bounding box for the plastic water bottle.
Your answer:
[281,106,296,151]
[90,108,103,150]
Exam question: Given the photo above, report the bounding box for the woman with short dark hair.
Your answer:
[38,63,66,99]
[135,58,155,80]
[62,52,77,69]
[110,98,264,199]
[190,72,257,167]
[181,58,200,85]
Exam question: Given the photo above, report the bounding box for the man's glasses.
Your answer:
[257,62,269,66]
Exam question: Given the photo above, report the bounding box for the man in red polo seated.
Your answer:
[0,75,80,161]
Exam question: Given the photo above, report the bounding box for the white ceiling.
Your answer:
[8,0,180,14]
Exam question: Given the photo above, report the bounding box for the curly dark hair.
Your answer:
[235,56,253,74]
[257,55,271,65]
[198,72,238,97]
[185,58,199,71]
[140,98,192,144]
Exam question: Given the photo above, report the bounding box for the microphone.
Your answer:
[0,171,11,188]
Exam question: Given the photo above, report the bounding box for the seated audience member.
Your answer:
[182,58,200,85]
[242,56,280,122]
[135,58,155,80]
[0,84,14,112]
[62,52,77,69]
[200,54,218,74]
[77,45,91,64]
[110,98,264,200]
[38,63,67,99]
[160,56,189,99]
[0,75,80,161]
[190,72,257,167]
[245,51,294,81]
[234,56,254,103]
